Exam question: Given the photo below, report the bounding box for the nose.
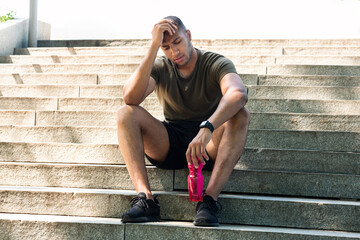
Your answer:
[171,46,179,56]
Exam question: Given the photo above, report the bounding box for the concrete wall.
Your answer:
[0,18,51,56]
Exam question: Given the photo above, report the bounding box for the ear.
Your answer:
[186,29,192,41]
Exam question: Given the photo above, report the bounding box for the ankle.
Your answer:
[138,191,153,200]
[204,192,218,201]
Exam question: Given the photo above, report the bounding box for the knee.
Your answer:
[230,107,250,130]
[116,105,140,126]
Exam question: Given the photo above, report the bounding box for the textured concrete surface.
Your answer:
[0,213,124,240]
[0,63,138,74]
[239,148,360,175]
[249,112,360,131]
[267,64,360,76]
[0,73,98,85]
[36,39,360,47]
[4,110,358,132]
[174,168,360,198]
[277,56,360,65]
[0,163,173,190]
[248,85,360,100]
[1,127,359,152]
[283,46,360,56]
[0,110,35,125]
[0,97,57,110]
[57,97,162,111]
[2,142,358,175]
[1,188,360,231]
[246,98,360,114]
[125,222,360,240]
[258,75,360,87]
[0,85,80,97]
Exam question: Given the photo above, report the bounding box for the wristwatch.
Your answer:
[199,121,214,133]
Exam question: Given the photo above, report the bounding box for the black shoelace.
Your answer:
[129,195,158,208]
[130,196,149,208]
[197,196,223,214]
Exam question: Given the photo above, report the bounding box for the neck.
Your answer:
[177,48,198,78]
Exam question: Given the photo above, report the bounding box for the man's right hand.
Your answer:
[151,19,178,47]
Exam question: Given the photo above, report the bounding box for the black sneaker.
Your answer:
[121,192,161,223]
[194,194,222,227]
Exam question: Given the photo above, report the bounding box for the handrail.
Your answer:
[28,0,38,47]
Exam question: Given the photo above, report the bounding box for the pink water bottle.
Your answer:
[188,160,204,202]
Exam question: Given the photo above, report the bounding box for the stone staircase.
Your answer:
[0,39,360,239]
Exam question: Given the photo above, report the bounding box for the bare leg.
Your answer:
[205,107,250,200]
[116,105,170,199]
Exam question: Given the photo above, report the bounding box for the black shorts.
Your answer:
[145,120,215,171]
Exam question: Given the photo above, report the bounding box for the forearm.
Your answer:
[208,89,248,130]
[123,42,159,105]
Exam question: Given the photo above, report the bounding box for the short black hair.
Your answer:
[164,16,186,32]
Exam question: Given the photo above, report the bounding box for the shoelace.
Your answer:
[130,196,149,209]
[196,196,223,214]
[129,195,158,209]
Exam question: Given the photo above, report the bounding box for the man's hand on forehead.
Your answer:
[151,19,178,46]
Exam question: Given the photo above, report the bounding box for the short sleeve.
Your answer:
[212,56,238,84]
[151,58,165,84]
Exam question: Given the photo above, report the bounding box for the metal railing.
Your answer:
[28,0,38,47]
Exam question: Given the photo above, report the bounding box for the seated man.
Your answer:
[117,16,249,227]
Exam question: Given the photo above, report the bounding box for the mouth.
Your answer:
[174,55,184,63]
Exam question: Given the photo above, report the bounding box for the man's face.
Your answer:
[161,29,193,68]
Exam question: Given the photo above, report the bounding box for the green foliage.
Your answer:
[0,11,16,23]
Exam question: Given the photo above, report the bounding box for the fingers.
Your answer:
[154,19,177,35]
[186,143,208,169]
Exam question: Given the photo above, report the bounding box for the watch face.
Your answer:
[200,121,207,127]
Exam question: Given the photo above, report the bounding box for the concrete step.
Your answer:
[1,162,360,199]
[0,97,161,111]
[2,142,359,175]
[211,39,360,47]
[2,96,359,114]
[0,213,125,240]
[2,110,358,132]
[0,97,58,110]
[0,73,257,85]
[0,187,359,231]
[0,73,99,85]
[15,46,283,56]
[5,54,360,66]
[258,75,360,87]
[0,126,358,152]
[1,55,277,65]
[249,113,360,132]
[0,63,138,74]
[2,84,360,100]
[0,85,128,98]
[175,168,360,199]
[247,99,360,114]
[248,85,360,100]
[267,64,360,76]
[3,214,358,240]
[276,56,360,65]
[0,63,266,75]
[37,39,360,47]
[283,47,360,56]
[0,163,172,191]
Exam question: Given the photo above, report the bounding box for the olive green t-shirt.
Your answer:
[151,49,237,121]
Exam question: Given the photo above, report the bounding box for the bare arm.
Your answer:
[186,73,248,166]
[123,20,177,105]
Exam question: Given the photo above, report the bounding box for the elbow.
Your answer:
[123,94,141,106]
[233,89,248,106]
[123,89,141,106]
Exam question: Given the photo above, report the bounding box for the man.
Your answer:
[117,16,249,227]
